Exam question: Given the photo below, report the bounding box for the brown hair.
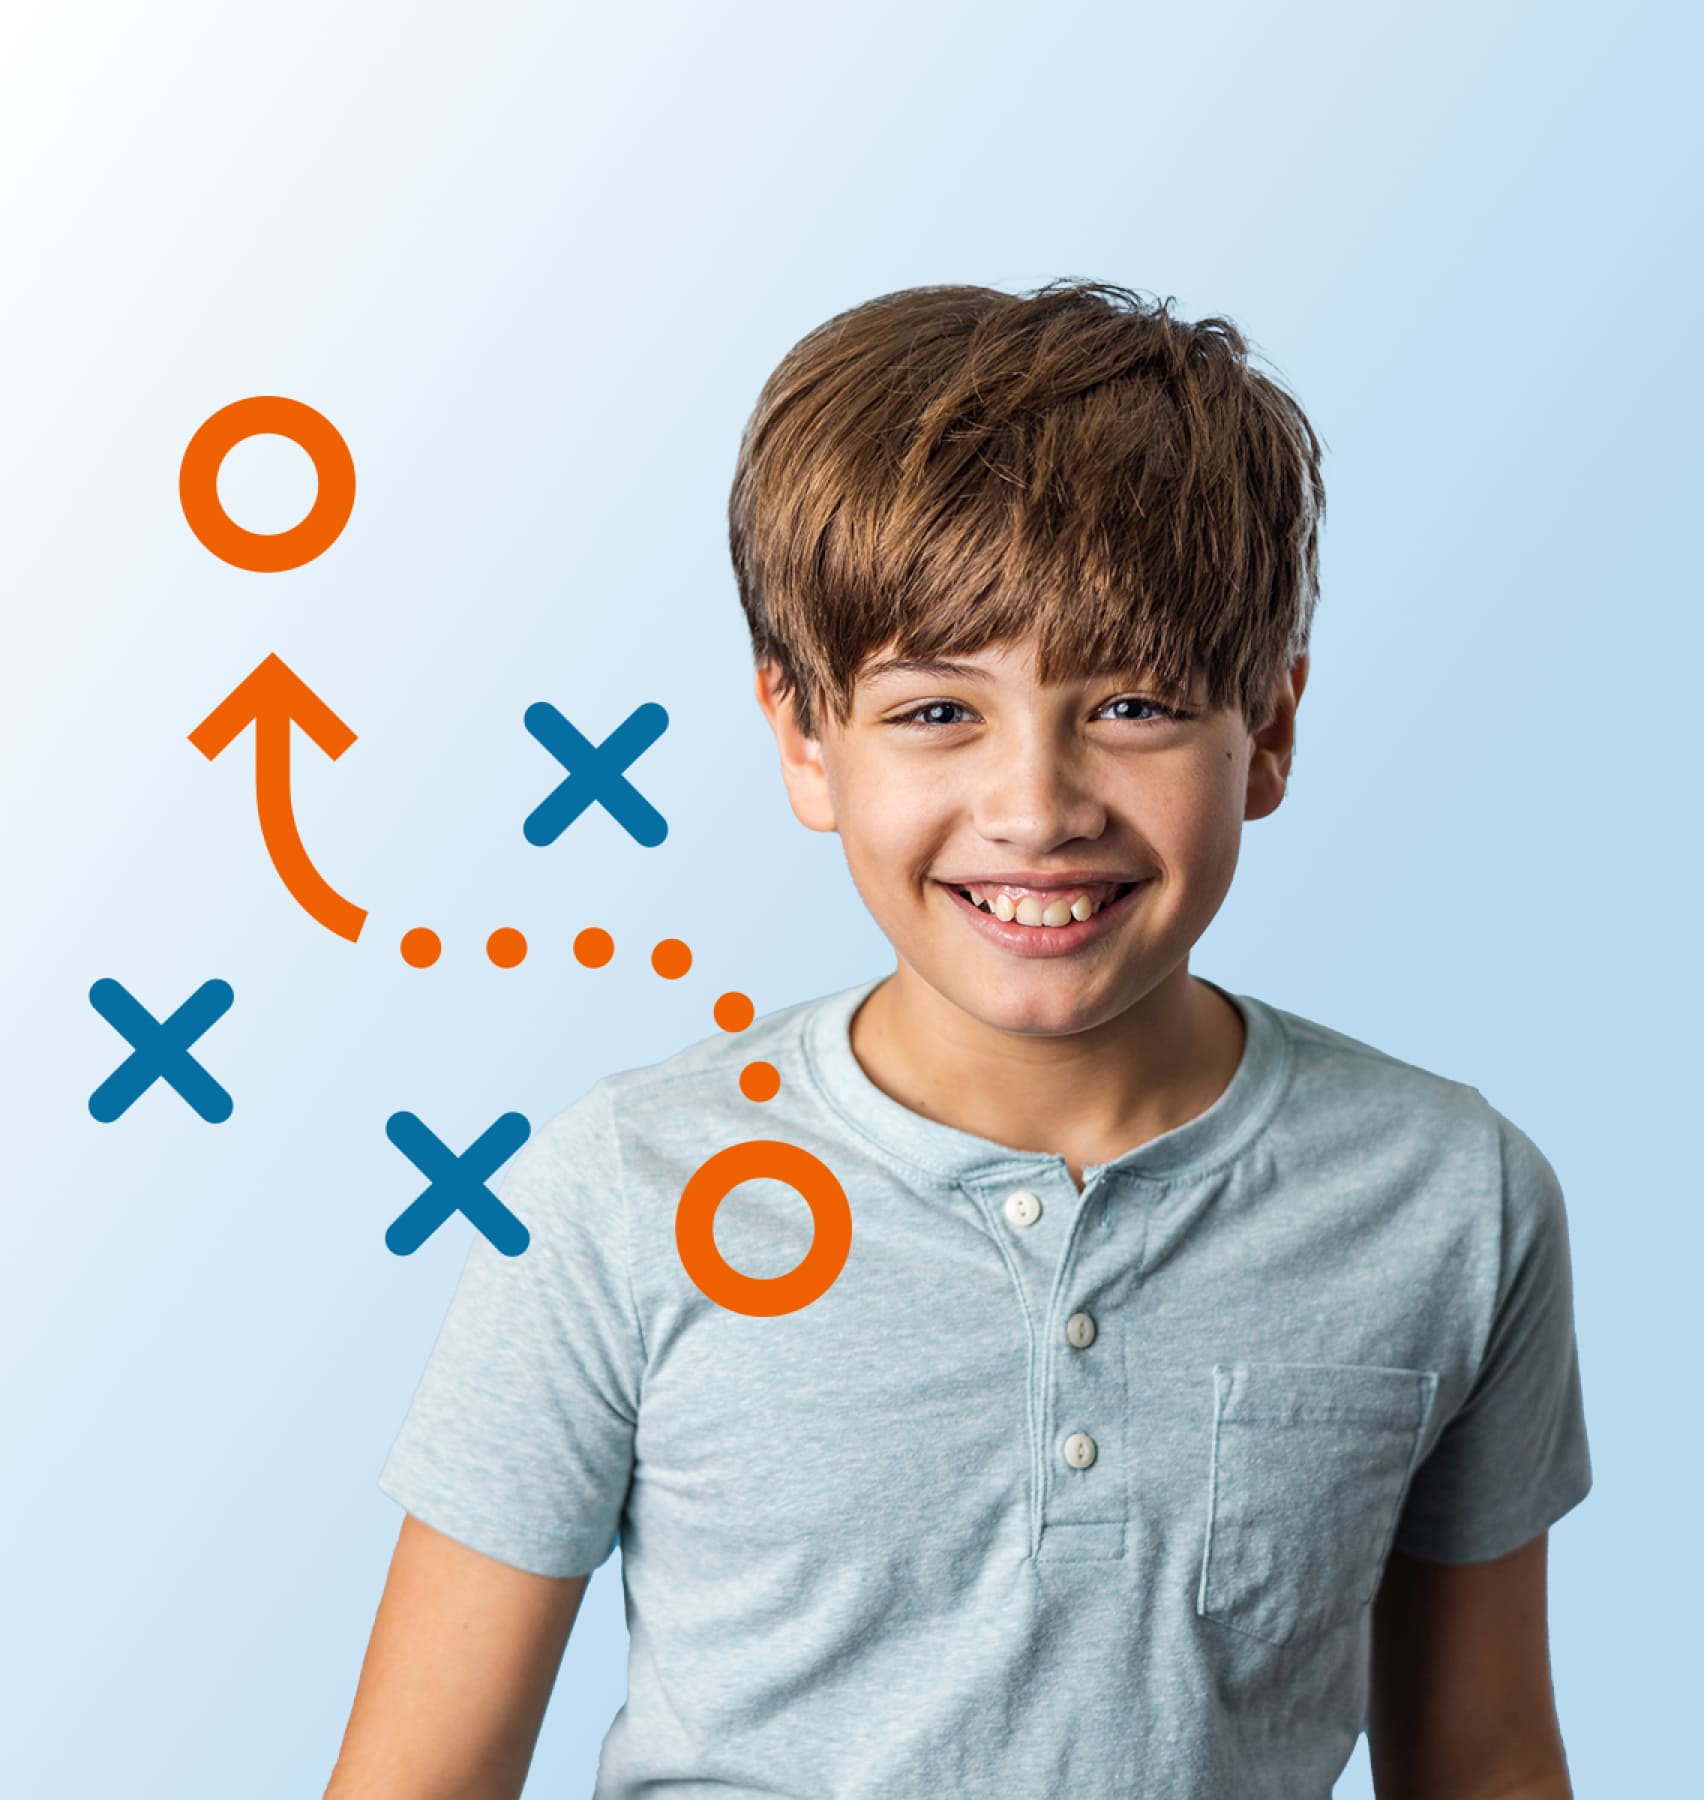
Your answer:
[727,278,1326,740]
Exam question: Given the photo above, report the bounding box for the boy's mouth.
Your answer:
[935,877,1147,954]
[946,879,1138,920]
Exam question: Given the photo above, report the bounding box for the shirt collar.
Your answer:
[799,971,1291,1189]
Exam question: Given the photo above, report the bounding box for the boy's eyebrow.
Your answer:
[859,655,1155,685]
[859,657,992,683]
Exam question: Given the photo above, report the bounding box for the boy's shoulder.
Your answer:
[1258,990,1543,1190]
[1265,995,1481,1102]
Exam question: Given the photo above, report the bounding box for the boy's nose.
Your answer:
[972,750,1104,844]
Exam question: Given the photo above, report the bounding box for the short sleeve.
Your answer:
[377,1078,643,1577]
[1392,1104,1593,1564]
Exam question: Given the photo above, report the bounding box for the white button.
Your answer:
[1003,1189,1042,1227]
[1063,1432,1098,1469]
[1066,1311,1097,1348]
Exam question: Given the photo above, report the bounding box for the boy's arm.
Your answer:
[1368,1530,1573,1799]
[324,1513,590,1800]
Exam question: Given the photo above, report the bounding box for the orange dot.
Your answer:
[652,938,692,979]
[714,990,755,1032]
[574,926,614,967]
[400,927,441,968]
[487,927,527,968]
[739,1060,780,1102]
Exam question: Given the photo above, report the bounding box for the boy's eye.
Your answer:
[886,696,1191,730]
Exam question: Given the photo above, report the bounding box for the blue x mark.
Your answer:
[522,699,669,847]
[385,1110,533,1256]
[88,977,234,1122]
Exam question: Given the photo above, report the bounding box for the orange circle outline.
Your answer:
[675,1139,851,1317]
[179,396,355,571]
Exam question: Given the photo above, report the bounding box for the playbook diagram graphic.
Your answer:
[86,395,850,1317]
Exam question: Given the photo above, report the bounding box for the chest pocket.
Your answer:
[1198,1361,1440,1647]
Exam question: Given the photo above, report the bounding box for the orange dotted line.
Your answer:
[398,924,778,1105]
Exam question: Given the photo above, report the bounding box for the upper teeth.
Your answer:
[961,883,1125,926]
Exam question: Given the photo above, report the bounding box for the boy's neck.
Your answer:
[847,965,1246,1193]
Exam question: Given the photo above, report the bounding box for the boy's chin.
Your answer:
[908,960,1148,1038]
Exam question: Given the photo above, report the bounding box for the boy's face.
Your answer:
[754,634,1305,1038]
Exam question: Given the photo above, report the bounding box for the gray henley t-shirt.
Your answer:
[378,973,1593,1798]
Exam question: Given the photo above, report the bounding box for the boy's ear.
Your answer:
[753,660,838,835]
[1244,650,1309,824]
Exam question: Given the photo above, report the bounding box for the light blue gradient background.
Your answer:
[3,1,1694,1792]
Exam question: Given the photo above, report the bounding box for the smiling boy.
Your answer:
[336,280,1592,1800]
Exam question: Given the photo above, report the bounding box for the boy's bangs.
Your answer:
[730,279,1325,741]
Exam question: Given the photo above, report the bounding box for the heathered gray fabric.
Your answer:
[378,972,1593,1798]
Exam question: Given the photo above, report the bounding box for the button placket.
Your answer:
[971,1169,1127,1561]
[1039,1175,1128,1561]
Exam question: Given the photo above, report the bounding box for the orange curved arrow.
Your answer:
[188,653,368,942]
